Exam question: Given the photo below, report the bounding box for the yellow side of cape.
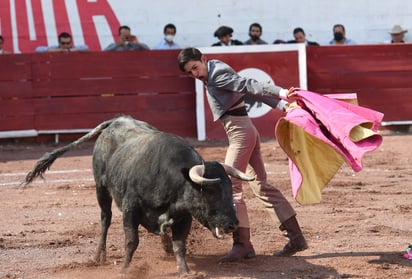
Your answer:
[276,119,345,205]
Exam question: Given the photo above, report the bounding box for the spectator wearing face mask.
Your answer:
[244,23,268,45]
[153,23,181,50]
[329,24,356,45]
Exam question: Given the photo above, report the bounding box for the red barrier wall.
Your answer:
[0,50,196,137]
[1,44,411,141]
[307,44,412,123]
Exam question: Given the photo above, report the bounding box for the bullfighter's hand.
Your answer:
[286,87,300,102]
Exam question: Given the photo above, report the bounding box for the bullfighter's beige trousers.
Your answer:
[221,114,296,229]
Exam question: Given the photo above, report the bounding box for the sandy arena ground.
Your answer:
[0,130,411,279]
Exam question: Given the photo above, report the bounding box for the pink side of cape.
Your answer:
[276,90,384,203]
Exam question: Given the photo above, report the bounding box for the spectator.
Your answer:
[288,27,319,46]
[244,23,268,45]
[329,24,356,45]
[387,25,407,44]
[104,25,149,51]
[35,32,88,53]
[153,23,181,50]
[273,39,286,44]
[177,47,308,262]
[0,35,10,54]
[212,26,243,46]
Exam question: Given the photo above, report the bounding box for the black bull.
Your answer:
[24,115,254,275]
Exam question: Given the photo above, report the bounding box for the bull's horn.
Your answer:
[221,163,255,181]
[189,165,221,185]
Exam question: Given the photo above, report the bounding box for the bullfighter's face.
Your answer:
[183,55,208,82]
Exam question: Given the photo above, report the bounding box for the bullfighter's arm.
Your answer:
[212,64,289,110]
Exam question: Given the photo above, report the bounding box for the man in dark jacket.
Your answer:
[288,27,319,46]
[212,26,243,46]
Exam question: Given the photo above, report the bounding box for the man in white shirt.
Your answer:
[153,23,181,50]
[35,32,88,53]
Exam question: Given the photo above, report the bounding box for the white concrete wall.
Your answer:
[106,0,412,49]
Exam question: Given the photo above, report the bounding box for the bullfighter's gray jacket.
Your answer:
[205,59,288,121]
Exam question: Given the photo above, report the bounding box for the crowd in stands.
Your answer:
[0,23,408,54]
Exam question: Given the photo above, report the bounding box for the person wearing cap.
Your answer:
[388,25,407,44]
[212,26,243,46]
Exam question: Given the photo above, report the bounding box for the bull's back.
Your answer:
[103,129,202,209]
[92,116,158,185]
[95,116,157,150]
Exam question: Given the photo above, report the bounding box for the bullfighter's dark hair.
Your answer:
[177,47,203,72]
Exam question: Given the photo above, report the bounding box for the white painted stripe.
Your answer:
[0,169,94,187]
[0,129,38,139]
[266,171,288,175]
[0,178,95,187]
[65,0,85,45]
[41,0,57,46]
[10,0,19,53]
[195,79,206,141]
[0,169,92,177]
[25,0,36,40]
[381,120,412,126]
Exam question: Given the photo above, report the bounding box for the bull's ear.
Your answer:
[220,163,255,181]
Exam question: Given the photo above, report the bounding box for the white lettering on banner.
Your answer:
[65,0,85,45]
[26,0,36,40]
[0,0,120,53]
[42,0,58,47]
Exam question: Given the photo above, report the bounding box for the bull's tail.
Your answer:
[24,119,114,185]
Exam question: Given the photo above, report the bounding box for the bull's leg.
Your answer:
[95,186,112,264]
[161,231,174,255]
[171,216,192,275]
[122,210,139,273]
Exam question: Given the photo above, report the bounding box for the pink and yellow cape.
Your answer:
[275,90,384,205]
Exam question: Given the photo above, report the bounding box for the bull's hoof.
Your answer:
[94,250,106,265]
